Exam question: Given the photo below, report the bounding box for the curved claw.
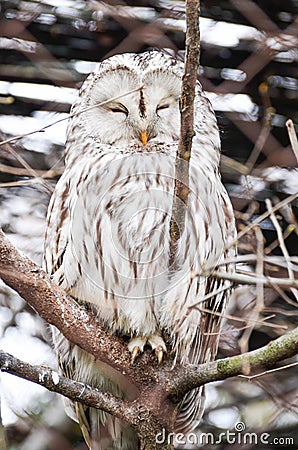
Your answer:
[156,346,165,364]
[128,334,167,363]
[128,336,147,364]
[131,346,141,364]
[148,335,167,364]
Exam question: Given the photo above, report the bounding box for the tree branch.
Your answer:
[169,0,200,265]
[0,228,177,448]
[0,350,132,422]
[0,350,174,450]
[166,324,298,400]
[201,269,298,288]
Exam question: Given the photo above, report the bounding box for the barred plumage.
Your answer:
[44,51,236,449]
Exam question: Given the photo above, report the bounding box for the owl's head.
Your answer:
[73,52,185,148]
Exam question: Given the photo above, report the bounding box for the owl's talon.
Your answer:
[149,336,167,363]
[128,334,167,363]
[131,346,141,364]
[156,346,165,364]
[128,336,147,363]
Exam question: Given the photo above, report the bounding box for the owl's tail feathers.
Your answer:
[75,403,93,448]
[75,402,139,450]
[175,386,205,434]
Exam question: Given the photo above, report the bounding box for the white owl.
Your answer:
[44,51,236,450]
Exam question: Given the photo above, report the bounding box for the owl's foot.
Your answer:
[128,335,167,364]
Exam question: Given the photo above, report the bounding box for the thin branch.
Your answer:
[0,136,53,192]
[194,306,285,330]
[0,162,63,178]
[238,226,265,367]
[169,0,200,266]
[216,254,298,269]
[0,179,49,188]
[265,198,295,280]
[239,361,298,380]
[245,108,272,173]
[234,191,298,244]
[200,270,298,289]
[0,86,143,149]
[264,223,296,255]
[286,119,298,163]
[220,154,249,175]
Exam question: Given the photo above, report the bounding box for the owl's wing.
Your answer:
[176,277,230,433]
[45,163,140,449]
[174,186,237,433]
[43,170,70,287]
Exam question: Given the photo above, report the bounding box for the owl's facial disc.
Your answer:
[84,67,181,147]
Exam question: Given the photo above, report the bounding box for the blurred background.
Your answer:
[0,0,297,449]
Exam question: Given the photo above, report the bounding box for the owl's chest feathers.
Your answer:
[65,152,174,333]
[65,150,227,334]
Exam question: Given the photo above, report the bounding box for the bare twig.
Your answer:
[239,361,298,380]
[286,119,298,163]
[216,254,298,269]
[0,162,63,178]
[245,106,273,172]
[0,137,53,192]
[169,0,200,265]
[220,154,249,175]
[265,224,296,255]
[234,192,298,244]
[193,306,285,330]
[265,199,295,281]
[201,270,298,289]
[238,226,265,373]
[0,86,143,148]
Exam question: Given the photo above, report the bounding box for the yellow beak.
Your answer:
[140,131,148,146]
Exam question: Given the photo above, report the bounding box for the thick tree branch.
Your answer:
[166,324,298,400]
[0,228,177,448]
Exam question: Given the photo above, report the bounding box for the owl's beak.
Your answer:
[140,131,148,146]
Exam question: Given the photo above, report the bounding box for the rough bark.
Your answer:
[169,0,200,265]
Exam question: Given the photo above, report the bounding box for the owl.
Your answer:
[44,51,236,450]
